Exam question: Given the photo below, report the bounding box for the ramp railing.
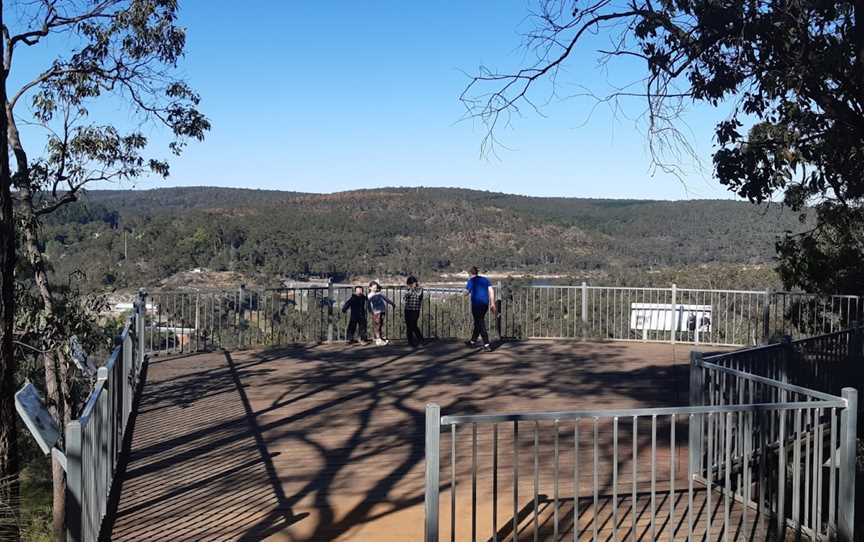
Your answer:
[65,291,148,542]
[424,327,860,542]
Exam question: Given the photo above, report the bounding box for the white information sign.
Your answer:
[15,383,60,455]
[630,303,712,341]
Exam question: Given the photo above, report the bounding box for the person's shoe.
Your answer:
[359,340,370,346]
[465,340,476,347]
[374,338,384,346]
[482,344,493,352]
[347,339,357,345]
[383,339,391,345]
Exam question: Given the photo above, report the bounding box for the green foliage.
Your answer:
[17,457,52,542]
[20,0,209,202]
[14,275,111,415]
[776,206,864,295]
[462,0,864,297]
[34,187,802,290]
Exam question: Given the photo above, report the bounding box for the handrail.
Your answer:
[65,291,148,542]
[702,341,783,360]
[696,359,845,402]
[793,326,855,345]
[425,325,860,542]
[78,324,133,427]
[440,400,846,425]
[76,320,133,426]
[142,284,864,352]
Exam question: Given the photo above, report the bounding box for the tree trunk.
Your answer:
[5,54,69,542]
[51,458,64,541]
[14,182,69,542]
[856,0,864,82]
[0,0,21,539]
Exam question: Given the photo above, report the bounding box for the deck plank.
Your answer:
[109,340,746,541]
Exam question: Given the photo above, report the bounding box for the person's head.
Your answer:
[406,276,418,288]
[368,280,380,292]
[354,286,364,296]
[469,266,479,277]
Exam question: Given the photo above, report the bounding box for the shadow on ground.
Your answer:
[107,340,704,541]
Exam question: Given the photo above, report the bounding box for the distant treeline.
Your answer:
[38,186,804,290]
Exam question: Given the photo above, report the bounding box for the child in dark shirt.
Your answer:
[342,286,370,344]
[403,276,425,347]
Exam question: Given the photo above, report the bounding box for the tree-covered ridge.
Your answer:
[41,186,806,290]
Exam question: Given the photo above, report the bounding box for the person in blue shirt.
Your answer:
[465,266,495,351]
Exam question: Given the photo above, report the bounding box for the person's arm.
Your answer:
[488,283,496,312]
[465,279,472,297]
[341,298,351,313]
[384,294,395,307]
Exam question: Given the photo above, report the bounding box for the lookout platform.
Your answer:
[107,340,759,541]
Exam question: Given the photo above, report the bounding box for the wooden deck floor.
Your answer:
[107,340,746,541]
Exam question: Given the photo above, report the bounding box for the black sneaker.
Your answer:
[482,344,493,352]
[465,340,476,347]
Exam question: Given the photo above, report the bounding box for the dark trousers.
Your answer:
[347,316,368,341]
[405,309,424,346]
[471,303,489,345]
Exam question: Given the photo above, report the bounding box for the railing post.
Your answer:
[780,335,793,385]
[849,320,862,362]
[137,289,146,368]
[497,281,503,338]
[238,284,245,347]
[326,279,335,343]
[122,333,133,429]
[670,283,677,344]
[65,421,83,542]
[839,387,858,542]
[425,403,441,542]
[688,351,704,477]
[581,281,588,341]
[194,291,200,352]
[689,352,704,406]
[762,288,772,343]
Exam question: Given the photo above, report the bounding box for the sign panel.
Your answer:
[630,303,712,333]
[15,383,60,455]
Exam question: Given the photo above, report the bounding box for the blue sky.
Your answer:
[14,1,737,200]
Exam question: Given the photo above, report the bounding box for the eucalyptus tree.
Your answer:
[1,1,208,538]
[464,0,864,295]
[0,4,15,540]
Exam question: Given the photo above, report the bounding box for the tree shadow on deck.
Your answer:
[109,340,699,541]
[485,489,766,542]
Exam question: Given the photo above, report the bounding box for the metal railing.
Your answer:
[145,285,476,354]
[705,327,864,407]
[500,284,864,346]
[65,291,147,542]
[140,284,864,354]
[424,328,860,541]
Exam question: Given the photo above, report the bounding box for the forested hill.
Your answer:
[40,186,805,289]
